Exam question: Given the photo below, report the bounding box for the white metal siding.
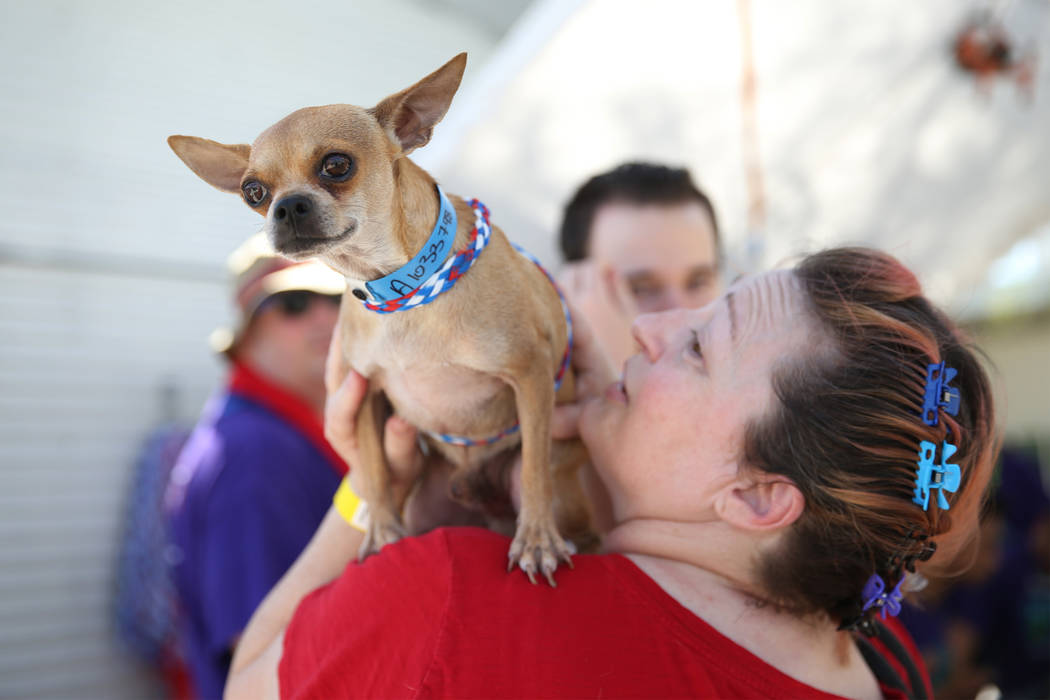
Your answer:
[0,263,224,698]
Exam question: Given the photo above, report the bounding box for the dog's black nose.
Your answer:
[273,194,312,224]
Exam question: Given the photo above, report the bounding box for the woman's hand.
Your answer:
[551,307,619,534]
[552,305,619,440]
[324,321,424,505]
[558,260,640,372]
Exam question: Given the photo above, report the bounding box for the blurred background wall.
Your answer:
[0,0,1047,697]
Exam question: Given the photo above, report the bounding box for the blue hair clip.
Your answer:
[861,573,904,619]
[914,440,961,511]
[922,362,960,426]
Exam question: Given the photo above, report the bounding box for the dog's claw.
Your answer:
[507,518,574,587]
[542,553,561,587]
[519,557,538,585]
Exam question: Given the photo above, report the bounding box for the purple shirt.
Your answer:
[166,374,341,700]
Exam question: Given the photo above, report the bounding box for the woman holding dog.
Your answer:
[227,247,996,700]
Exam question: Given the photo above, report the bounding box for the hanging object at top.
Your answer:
[953,11,1036,98]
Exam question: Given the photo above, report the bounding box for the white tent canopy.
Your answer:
[418,0,1050,318]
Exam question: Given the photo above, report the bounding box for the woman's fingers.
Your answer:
[560,261,637,371]
[383,415,422,482]
[551,306,610,441]
[324,320,349,397]
[567,305,617,400]
[324,370,368,459]
[552,403,583,440]
[324,363,426,498]
[556,262,583,299]
[601,263,639,319]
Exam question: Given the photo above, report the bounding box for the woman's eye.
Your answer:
[690,332,703,358]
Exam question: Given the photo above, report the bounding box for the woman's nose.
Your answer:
[631,309,692,361]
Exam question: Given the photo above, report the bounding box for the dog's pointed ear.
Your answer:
[168,135,251,193]
[370,53,466,155]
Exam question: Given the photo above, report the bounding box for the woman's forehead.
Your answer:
[721,270,806,342]
[726,269,798,297]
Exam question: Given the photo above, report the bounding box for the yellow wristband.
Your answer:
[333,476,370,533]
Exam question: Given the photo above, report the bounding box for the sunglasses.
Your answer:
[260,290,342,317]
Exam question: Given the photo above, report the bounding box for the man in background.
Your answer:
[558,162,723,370]
[165,233,347,699]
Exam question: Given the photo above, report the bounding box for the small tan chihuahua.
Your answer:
[169,53,594,584]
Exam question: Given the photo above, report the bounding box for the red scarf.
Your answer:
[228,361,348,477]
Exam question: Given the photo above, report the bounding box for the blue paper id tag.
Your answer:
[365,185,457,301]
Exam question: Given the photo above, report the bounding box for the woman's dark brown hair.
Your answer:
[745,248,998,628]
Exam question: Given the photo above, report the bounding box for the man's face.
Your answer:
[588,200,720,313]
[243,291,340,390]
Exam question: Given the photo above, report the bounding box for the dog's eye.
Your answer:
[320,153,354,181]
[242,180,267,207]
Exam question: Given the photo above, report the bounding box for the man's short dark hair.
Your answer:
[558,162,720,263]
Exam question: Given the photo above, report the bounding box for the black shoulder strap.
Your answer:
[855,635,913,700]
[854,619,928,700]
[872,619,928,700]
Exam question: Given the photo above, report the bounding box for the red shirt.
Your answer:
[280,528,930,699]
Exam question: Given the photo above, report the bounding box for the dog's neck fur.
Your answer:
[329,156,453,289]
[390,157,443,261]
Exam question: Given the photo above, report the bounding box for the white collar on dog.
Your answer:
[353,185,457,303]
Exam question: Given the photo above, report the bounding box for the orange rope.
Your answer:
[737,0,766,236]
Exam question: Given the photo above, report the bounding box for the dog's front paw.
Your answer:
[507,517,574,586]
[358,518,407,560]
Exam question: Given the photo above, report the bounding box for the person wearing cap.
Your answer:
[164,233,347,700]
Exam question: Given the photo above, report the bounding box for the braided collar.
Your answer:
[356,190,491,314]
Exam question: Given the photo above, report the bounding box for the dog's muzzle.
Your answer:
[270,194,350,255]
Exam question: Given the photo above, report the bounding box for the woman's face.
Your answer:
[581,269,816,523]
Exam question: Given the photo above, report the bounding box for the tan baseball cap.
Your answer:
[210,232,346,356]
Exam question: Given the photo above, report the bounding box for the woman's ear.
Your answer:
[715,475,804,532]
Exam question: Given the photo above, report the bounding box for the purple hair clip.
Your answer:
[922,362,960,426]
[861,573,904,619]
[914,440,961,511]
